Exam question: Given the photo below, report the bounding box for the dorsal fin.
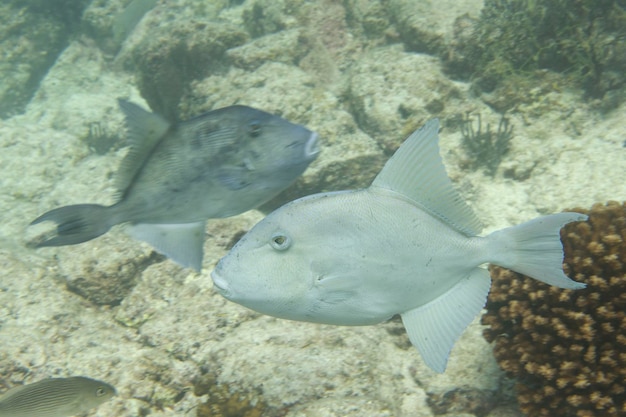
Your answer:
[371,118,482,236]
[115,99,171,198]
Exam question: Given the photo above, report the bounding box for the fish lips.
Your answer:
[304,132,320,160]
[211,267,232,298]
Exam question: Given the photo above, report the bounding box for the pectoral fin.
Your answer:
[127,222,205,271]
[400,268,491,373]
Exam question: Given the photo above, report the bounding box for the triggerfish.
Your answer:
[211,118,585,373]
[30,100,320,270]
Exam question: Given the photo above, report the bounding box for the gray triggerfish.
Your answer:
[211,118,586,373]
[30,100,320,270]
[0,376,116,417]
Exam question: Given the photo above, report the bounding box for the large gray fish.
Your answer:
[0,376,116,417]
[31,100,320,270]
[211,118,586,373]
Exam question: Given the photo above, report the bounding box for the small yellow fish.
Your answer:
[0,376,116,417]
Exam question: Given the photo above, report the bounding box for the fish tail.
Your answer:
[487,212,588,290]
[30,204,113,247]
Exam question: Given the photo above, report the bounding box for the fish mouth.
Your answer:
[210,269,231,297]
[304,132,320,159]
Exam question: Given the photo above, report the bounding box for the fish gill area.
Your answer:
[1,0,625,416]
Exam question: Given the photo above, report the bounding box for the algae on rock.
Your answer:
[444,0,626,110]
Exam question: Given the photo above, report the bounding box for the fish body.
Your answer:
[0,376,116,417]
[112,0,158,46]
[31,100,319,270]
[211,118,586,372]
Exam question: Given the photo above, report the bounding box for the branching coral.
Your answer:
[482,201,626,417]
[460,112,513,176]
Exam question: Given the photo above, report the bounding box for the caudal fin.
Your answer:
[30,204,112,247]
[487,212,587,289]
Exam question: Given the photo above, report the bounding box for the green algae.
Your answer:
[445,0,626,109]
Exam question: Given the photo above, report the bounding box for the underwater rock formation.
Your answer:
[482,201,626,417]
[0,0,90,118]
[444,0,626,111]
[59,234,163,306]
[129,19,248,120]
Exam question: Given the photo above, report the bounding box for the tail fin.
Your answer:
[487,212,587,289]
[30,204,112,247]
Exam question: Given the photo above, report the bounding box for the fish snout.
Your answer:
[211,266,231,297]
[304,132,320,160]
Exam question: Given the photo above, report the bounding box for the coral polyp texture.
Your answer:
[482,201,626,417]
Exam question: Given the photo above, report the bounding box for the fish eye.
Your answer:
[248,120,262,137]
[270,233,291,251]
[95,386,107,397]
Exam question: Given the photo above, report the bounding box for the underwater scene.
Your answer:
[1,0,626,416]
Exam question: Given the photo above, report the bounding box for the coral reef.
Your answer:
[482,201,626,416]
[444,0,626,110]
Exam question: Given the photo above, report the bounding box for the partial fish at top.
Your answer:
[30,100,320,270]
[211,118,586,373]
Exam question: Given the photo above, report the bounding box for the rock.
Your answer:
[227,29,309,71]
[121,7,249,119]
[345,46,462,152]
[59,233,162,306]
[0,0,90,118]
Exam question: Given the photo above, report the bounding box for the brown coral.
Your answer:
[482,201,626,417]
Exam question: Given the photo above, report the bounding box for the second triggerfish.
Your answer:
[211,118,586,373]
[30,100,320,270]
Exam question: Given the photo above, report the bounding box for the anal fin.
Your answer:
[128,222,205,271]
[401,268,491,373]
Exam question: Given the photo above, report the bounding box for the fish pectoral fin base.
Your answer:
[128,222,205,271]
[400,268,491,373]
